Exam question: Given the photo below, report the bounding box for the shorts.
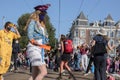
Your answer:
[61,53,71,61]
[27,40,45,66]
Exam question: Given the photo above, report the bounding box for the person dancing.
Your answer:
[57,34,76,80]
[25,4,50,80]
[0,22,21,80]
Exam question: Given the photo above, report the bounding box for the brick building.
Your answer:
[69,12,120,48]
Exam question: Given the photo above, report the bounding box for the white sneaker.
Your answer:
[106,71,109,74]
[84,71,91,76]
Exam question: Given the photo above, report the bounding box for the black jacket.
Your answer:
[12,42,20,53]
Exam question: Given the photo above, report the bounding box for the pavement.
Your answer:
[3,69,120,80]
[4,69,94,80]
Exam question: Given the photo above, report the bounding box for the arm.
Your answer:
[107,42,115,51]
[89,40,96,56]
[61,41,64,54]
[27,20,40,46]
[13,25,21,38]
[90,40,96,47]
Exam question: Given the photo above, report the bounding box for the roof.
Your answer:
[105,14,113,21]
[77,11,88,20]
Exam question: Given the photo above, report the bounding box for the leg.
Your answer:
[60,61,65,72]
[31,66,39,80]
[0,74,1,80]
[84,54,88,71]
[64,62,76,80]
[100,56,107,80]
[94,56,101,80]
[58,61,64,78]
[81,55,86,71]
[35,64,47,80]
[14,53,18,70]
[64,61,71,71]
[86,57,93,73]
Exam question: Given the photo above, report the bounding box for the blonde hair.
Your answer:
[24,10,41,30]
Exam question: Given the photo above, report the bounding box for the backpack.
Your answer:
[64,39,73,53]
[93,35,107,55]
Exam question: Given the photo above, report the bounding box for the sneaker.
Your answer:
[106,71,109,74]
[84,72,91,76]
[84,73,89,76]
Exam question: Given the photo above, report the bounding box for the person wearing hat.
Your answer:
[25,4,50,80]
[90,28,115,80]
[0,21,21,80]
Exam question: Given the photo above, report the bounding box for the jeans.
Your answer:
[86,57,94,73]
[12,53,18,70]
[94,54,107,80]
[74,54,81,70]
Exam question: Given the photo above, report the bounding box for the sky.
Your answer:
[0,0,120,38]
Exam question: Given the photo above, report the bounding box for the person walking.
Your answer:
[26,4,50,80]
[80,42,89,72]
[74,46,81,71]
[90,28,115,80]
[57,34,76,80]
[0,22,21,80]
[11,39,20,72]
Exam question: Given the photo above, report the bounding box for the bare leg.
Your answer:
[60,61,64,73]
[64,62,71,71]
[31,66,39,80]
[35,64,47,80]
[0,74,2,80]
[64,62,76,80]
[0,74,4,80]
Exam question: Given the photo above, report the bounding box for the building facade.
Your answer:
[69,12,120,48]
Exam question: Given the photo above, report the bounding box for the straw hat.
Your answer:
[97,28,107,35]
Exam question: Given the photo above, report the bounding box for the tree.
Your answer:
[45,15,57,48]
[17,13,57,49]
[17,13,30,49]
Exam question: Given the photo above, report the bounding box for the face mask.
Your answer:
[6,26,11,31]
[39,14,45,21]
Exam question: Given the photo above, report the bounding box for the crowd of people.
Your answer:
[1,25,120,80]
[0,4,120,80]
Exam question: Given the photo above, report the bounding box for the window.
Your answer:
[73,38,80,45]
[110,31,114,37]
[117,31,120,37]
[80,30,86,38]
[76,20,79,25]
[80,39,85,45]
[76,29,78,37]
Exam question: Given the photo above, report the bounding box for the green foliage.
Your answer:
[45,15,57,48]
[17,13,30,48]
[17,13,57,49]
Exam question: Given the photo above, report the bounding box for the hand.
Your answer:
[13,24,17,29]
[112,45,116,48]
[33,42,40,46]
